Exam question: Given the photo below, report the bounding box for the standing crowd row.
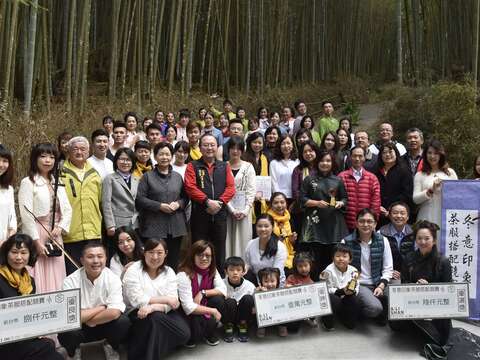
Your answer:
[0,99,479,360]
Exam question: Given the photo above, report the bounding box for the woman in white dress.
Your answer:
[225,137,256,258]
[413,139,457,228]
[0,145,16,246]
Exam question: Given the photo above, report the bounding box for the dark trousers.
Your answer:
[0,338,63,360]
[323,293,360,329]
[186,295,226,341]
[190,213,227,270]
[223,295,255,325]
[58,314,130,356]
[164,235,183,271]
[64,242,89,275]
[389,318,452,346]
[128,310,190,360]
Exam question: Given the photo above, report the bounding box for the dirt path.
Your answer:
[356,102,385,131]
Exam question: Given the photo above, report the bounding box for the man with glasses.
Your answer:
[338,146,381,231]
[368,122,407,156]
[63,136,103,274]
[184,134,236,268]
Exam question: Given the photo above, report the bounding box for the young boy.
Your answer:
[320,244,360,330]
[223,256,256,343]
[255,267,288,338]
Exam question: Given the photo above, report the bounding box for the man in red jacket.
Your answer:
[338,146,381,231]
[184,134,236,268]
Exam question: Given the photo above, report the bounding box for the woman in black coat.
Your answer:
[374,142,413,227]
[389,221,452,347]
[0,234,63,360]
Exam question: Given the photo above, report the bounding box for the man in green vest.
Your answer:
[316,101,339,142]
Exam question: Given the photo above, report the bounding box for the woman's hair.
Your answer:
[164,124,177,136]
[123,111,138,124]
[178,240,217,278]
[422,139,451,175]
[474,155,480,178]
[317,150,337,176]
[339,116,352,130]
[134,140,152,152]
[294,128,314,149]
[102,115,114,125]
[227,136,245,153]
[292,252,313,276]
[356,208,376,220]
[258,267,280,288]
[319,131,340,153]
[377,141,401,169]
[273,134,297,161]
[154,109,164,119]
[257,106,268,118]
[300,115,314,130]
[0,233,37,267]
[264,126,281,146]
[413,220,439,242]
[29,143,59,181]
[255,213,280,259]
[141,238,168,272]
[186,120,202,134]
[242,132,264,172]
[298,141,319,169]
[113,147,136,172]
[336,128,352,149]
[0,145,14,188]
[174,140,190,154]
[153,141,174,157]
[112,227,143,266]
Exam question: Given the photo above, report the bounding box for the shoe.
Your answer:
[237,323,249,342]
[321,317,335,331]
[224,323,234,343]
[205,335,220,346]
[102,343,120,360]
[278,325,288,337]
[256,327,266,338]
[184,339,196,348]
[306,317,319,328]
[66,348,81,360]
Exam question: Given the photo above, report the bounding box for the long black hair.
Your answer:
[0,145,14,188]
[112,227,143,266]
[29,143,59,181]
[256,213,280,259]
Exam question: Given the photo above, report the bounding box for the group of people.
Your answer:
[0,98,479,360]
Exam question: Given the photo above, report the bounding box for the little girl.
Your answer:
[286,252,314,286]
[256,267,288,337]
[267,192,297,273]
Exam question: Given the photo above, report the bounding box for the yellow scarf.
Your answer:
[132,162,152,178]
[0,265,33,295]
[190,146,202,161]
[267,209,295,269]
[252,154,269,224]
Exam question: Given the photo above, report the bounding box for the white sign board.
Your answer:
[254,282,332,328]
[388,283,469,320]
[0,288,81,344]
[255,176,272,200]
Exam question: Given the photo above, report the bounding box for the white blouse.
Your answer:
[227,161,256,215]
[244,237,288,286]
[123,261,177,312]
[0,186,16,242]
[18,175,72,240]
[269,159,300,198]
[177,270,227,315]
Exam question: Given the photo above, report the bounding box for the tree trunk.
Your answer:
[397,0,403,84]
[24,0,39,116]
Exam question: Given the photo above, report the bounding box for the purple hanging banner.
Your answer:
[441,180,480,320]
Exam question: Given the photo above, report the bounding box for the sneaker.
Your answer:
[184,339,196,348]
[205,335,220,346]
[237,324,249,343]
[256,327,266,338]
[278,325,288,337]
[306,317,319,328]
[102,343,120,360]
[224,323,234,343]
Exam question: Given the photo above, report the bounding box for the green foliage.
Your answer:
[379,82,480,178]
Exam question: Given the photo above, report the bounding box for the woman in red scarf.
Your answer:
[177,240,227,347]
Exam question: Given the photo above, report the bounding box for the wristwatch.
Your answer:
[201,289,207,298]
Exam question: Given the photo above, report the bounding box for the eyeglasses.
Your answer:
[195,253,212,260]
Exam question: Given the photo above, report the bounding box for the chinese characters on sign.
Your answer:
[388,283,469,320]
[445,209,478,298]
[254,282,332,328]
[0,289,81,345]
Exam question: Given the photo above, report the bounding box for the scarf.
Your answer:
[191,266,214,306]
[132,162,152,178]
[0,265,33,295]
[267,208,295,269]
[189,146,202,161]
[252,154,269,224]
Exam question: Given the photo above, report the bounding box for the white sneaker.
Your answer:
[103,343,120,360]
